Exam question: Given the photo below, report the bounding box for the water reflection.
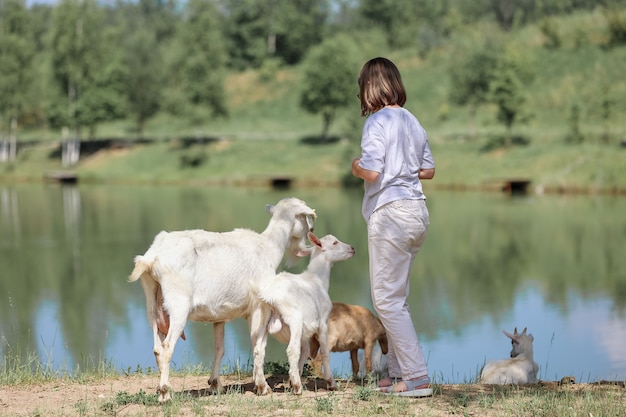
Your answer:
[1,184,625,383]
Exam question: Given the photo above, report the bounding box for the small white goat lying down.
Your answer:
[128,197,316,401]
[309,302,388,380]
[480,327,539,385]
[253,232,355,395]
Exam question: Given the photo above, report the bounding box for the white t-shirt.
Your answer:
[358,107,435,221]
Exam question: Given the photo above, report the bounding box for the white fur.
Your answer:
[480,327,539,385]
[128,197,316,401]
[253,232,355,395]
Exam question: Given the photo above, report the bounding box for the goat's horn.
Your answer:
[522,327,527,335]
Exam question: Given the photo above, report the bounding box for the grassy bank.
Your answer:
[2,347,625,416]
[2,135,625,195]
[1,369,625,417]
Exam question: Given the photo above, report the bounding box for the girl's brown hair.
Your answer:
[358,57,407,116]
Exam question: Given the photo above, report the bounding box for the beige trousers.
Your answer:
[367,199,430,380]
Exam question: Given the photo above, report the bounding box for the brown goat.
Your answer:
[309,302,388,379]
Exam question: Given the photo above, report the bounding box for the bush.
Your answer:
[605,5,626,46]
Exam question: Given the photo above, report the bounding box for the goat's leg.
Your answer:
[207,322,224,393]
[286,318,304,394]
[298,341,311,376]
[156,300,189,402]
[140,279,171,400]
[318,325,337,391]
[307,336,323,377]
[363,342,375,375]
[249,306,272,395]
[349,349,360,379]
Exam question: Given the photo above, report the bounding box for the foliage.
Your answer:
[448,42,501,137]
[123,27,163,136]
[113,389,159,406]
[299,35,360,140]
[0,0,34,127]
[486,45,535,142]
[565,103,584,143]
[315,392,337,413]
[0,0,625,149]
[168,0,228,123]
[539,17,562,48]
[605,3,626,45]
[220,0,328,69]
[48,0,108,135]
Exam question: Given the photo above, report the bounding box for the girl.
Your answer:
[351,57,435,397]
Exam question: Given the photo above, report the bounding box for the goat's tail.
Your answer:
[128,255,153,282]
[248,280,283,334]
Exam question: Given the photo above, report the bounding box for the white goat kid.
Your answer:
[480,327,539,385]
[128,197,316,402]
[254,232,355,395]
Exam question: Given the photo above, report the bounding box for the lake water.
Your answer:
[1,184,625,384]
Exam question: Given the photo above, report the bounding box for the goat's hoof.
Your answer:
[255,384,272,396]
[157,385,171,402]
[208,378,223,394]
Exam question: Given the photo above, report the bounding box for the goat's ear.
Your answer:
[305,214,315,232]
[307,231,322,248]
[503,330,516,340]
[296,248,313,257]
[265,204,275,215]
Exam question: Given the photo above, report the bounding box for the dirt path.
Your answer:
[1,374,624,416]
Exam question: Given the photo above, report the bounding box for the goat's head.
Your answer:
[296,232,356,263]
[266,197,317,267]
[378,332,389,355]
[504,327,534,358]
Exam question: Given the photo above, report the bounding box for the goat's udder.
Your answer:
[156,285,186,340]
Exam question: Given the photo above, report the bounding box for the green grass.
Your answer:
[4,134,625,193]
[2,345,625,417]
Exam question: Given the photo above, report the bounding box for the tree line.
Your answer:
[1,0,625,164]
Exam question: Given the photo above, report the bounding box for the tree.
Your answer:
[358,0,419,49]
[449,45,500,138]
[269,0,328,65]
[78,52,127,138]
[138,0,178,43]
[49,0,107,164]
[221,0,268,70]
[123,27,162,136]
[0,0,34,163]
[168,0,228,123]
[300,35,359,141]
[221,0,328,69]
[489,48,534,143]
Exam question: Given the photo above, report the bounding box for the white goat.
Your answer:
[253,232,355,395]
[309,302,388,380]
[480,327,539,385]
[128,197,316,401]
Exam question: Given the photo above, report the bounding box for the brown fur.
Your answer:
[309,302,388,378]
